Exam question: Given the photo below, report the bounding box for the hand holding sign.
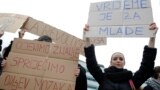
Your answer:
[84,24,92,47]
[18,29,26,38]
[148,22,158,48]
[149,22,158,36]
[0,30,4,38]
[1,59,6,67]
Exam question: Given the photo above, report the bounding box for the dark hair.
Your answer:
[153,66,160,79]
[37,35,52,43]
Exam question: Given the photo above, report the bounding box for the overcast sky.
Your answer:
[0,0,160,72]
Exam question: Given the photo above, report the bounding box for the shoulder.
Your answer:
[140,83,153,90]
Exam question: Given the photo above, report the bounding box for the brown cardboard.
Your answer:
[41,78,75,90]
[0,39,79,90]
[49,43,80,61]
[0,13,28,33]
[43,58,77,81]
[23,17,86,48]
[4,53,77,82]
[0,72,75,90]
[3,52,46,77]
[11,39,80,60]
[0,72,35,90]
[11,38,50,57]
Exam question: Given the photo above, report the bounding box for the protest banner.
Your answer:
[0,13,106,49]
[0,13,28,33]
[0,39,80,90]
[0,72,75,90]
[84,0,155,37]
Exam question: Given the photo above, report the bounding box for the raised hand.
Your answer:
[75,65,80,77]
[0,30,4,38]
[18,30,26,38]
[1,59,6,67]
[149,22,158,37]
[148,22,158,48]
[83,24,91,47]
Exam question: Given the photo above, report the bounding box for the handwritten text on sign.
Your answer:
[4,52,77,81]
[11,39,80,60]
[0,39,80,90]
[85,0,154,37]
[0,72,75,90]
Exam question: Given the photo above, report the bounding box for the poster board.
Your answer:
[0,39,80,90]
[84,0,156,37]
[0,13,28,33]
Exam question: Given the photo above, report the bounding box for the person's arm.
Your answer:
[75,64,87,90]
[84,25,103,84]
[132,22,158,89]
[2,30,25,60]
[148,23,158,48]
[0,30,4,38]
[18,30,25,39]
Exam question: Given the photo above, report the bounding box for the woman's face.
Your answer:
[110,52,125,69]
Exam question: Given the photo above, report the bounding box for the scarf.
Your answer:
[145,77,160,90]
[104,66,133,83]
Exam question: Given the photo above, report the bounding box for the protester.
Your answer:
[75,64,87,90]
[0,30,87,90]
[84,22,158,90]
[140,66,160,90]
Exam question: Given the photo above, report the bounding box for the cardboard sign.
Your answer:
[23,17,86,48]
[0,13,88,50]
[11,38,80,60]
[0,72,75,90]
[85,0,155,37]
[4,53,77,81]
[11,38,50,57]
[49,44,80,60]
[0,39,80,90]
[0,13,28,33]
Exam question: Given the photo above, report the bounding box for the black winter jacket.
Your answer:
[143,85,154,90]
[84,45,157,90]
[0,41,12,75]
[75,64,87,90]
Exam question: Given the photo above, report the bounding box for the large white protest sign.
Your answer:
[84,0,155,37]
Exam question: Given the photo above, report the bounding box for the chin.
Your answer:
[115,66,123,69]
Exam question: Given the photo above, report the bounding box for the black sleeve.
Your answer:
[84,44,103,84]
[143,85,154,90]
[0,57,3,75]
[0,39,2,51]
[3,41,13,60]
[132,45,157,89]
[75,64,87,90]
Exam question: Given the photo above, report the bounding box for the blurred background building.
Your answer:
[79,60,104,90]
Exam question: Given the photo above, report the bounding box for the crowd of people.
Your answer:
[0,22,160,90]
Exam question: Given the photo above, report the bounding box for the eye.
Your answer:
[119,57,124,61]
[113,57,117,60]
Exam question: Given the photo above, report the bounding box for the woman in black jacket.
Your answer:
[84,23,158,90]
